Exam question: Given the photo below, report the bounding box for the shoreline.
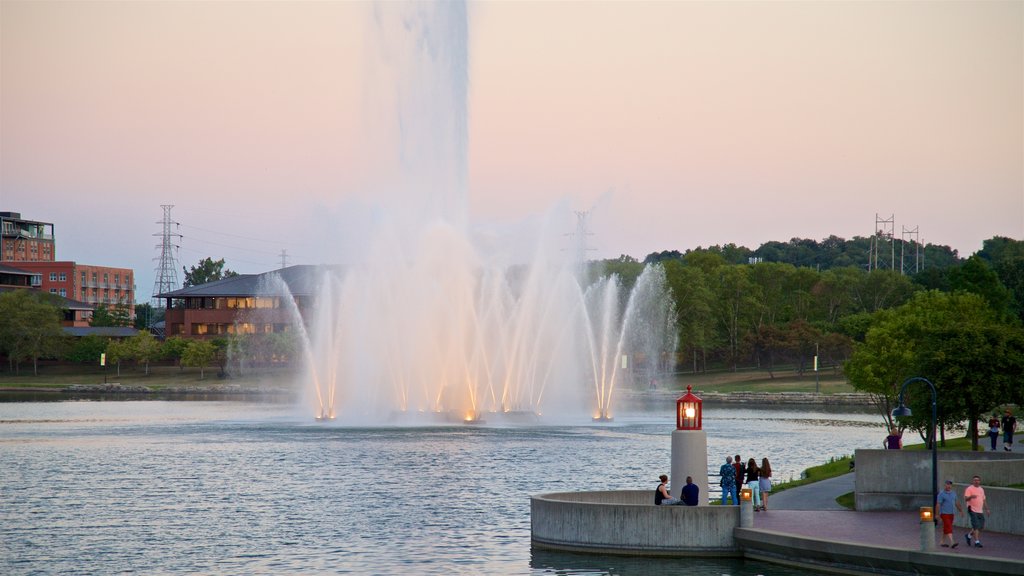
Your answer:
[1,385,873,406]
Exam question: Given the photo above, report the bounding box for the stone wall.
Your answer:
[531,490,740,555]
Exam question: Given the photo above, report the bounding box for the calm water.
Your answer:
[0,400,882,575]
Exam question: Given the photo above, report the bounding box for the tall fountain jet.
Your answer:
[267,2,677,424]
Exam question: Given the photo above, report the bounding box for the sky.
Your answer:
[2,0,1022,303]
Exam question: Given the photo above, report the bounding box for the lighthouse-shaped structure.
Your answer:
[670,385,708,504]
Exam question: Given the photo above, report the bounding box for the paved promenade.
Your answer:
[743,472,1024,572]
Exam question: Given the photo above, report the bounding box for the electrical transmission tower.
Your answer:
[568,210,596,275]
[900,225,920,275]
[868,213,895,272]
[151,204,182,309]
[279,249,289,269]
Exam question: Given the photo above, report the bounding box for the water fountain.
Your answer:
[259,2,677,424]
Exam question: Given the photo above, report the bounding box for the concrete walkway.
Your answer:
[767,471,856,510]
[744,471,1024,573]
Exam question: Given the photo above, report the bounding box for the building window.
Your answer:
[81,272,86,284]
[92,272,97,282]
[49,272,57,281]
[59,273,67,282]
[49,288,56,294]
[59,289,66,297]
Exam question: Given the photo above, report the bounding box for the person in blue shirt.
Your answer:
[935,479,963,548]
[719,456,738,505]
[681,476,699,506]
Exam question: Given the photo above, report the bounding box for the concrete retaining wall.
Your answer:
[855,449,1024,535]
[531,490,740,556]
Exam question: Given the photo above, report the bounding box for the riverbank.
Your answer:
[621,389,873,406]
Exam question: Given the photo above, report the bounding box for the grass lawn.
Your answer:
[770,455,855,494]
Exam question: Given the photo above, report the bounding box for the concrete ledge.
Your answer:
[531,490,739,555]
[735,528,1022,576]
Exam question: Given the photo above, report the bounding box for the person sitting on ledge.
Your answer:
[681,476,699,506]
[655,474,684,506]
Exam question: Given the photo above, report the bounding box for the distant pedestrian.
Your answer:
[745,458,761,511]
[884,431,902,449]
[935,479,963,548]
[733,454,746,486]
[758,457,772,511]
[1002,410,1016,452]
[655,474,684,506]
[681,476,699,506]
[987,413,1001,451]
[719,456,738,505]
[963,475,991,548]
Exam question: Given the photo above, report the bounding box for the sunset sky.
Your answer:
[2,1,1021,302]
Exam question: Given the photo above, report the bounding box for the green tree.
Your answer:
[105,338,131,377]
[181,340,217,379]
[845,290,1024,449]
[0,290,67,375]
[162,336,190,369]
[65,334,110,364]
[129,331,162,375]
[133,303,165,330]
[662,260,713,373]
[89,300,132,328]
[948,255,1012,317]
[183,257,239,288]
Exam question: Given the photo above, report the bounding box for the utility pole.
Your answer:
[279,249,289,269]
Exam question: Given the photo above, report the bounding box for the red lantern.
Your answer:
[676,385,702,430]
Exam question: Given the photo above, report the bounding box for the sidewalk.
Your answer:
[750,471,1024,571]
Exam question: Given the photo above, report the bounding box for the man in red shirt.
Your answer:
[963,475,991,547]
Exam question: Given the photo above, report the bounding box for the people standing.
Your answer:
[758,457,772,511]
[681,476,700,506]
[1002,409,1016,452]
[963,475,991,548]
[935,479,963,548]
[719,456,738,505]
[987,413,1001,451]
[745,458,761,511]
[733,454,746,487]
[655,474,684,506]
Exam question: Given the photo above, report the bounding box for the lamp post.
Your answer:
[891,376,938,525]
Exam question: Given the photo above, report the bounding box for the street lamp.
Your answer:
[891,376,938,524]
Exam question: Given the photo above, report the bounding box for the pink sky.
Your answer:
[2,1,1021,302]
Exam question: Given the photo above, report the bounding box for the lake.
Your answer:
[0,399,883,575]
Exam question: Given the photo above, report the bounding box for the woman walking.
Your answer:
[745,458,761,511]
[758,458,772,511]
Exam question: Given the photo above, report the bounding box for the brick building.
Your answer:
[1,210,135,321]
[157,265,319,339]
[12,261,135,313]
[1,212,55,262]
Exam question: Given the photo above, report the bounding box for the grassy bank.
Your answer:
[0,363,298,390]
[668,370,855,394]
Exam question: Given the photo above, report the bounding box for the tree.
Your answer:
[105,338,131,377]
[845,290,1024,449]
[181,340,217,379]
[0,290,68,375]
[65,334,110,364]
[90,300,132,327]
[162,336,190,369]
[948,255,1012,317]
[133,303,165,330]
[129,332,162,375]
[183,257,238,288]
